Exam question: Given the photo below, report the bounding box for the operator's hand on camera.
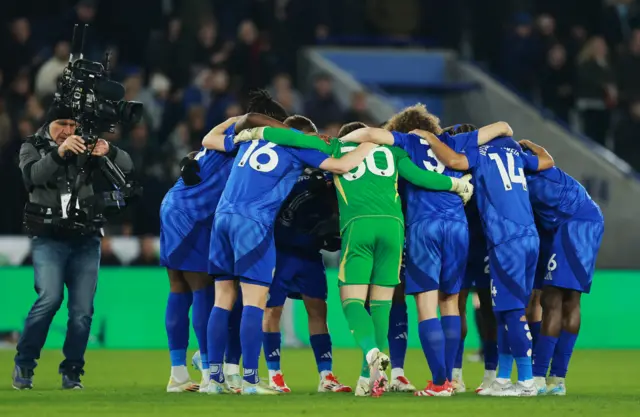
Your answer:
[58,135,86,157]
[91,139,110,156]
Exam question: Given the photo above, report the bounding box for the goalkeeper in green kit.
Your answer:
[234,122,473,397]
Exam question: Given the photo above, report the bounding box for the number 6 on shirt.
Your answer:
[238,141,280,172]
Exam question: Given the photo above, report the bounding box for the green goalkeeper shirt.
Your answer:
[261,127,455,232]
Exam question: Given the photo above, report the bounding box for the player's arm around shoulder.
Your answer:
[339,127,395,145]
[234,113,287,132]
[519,139,555,171]
[319,142,378,174]
[477,121,513,145]
[395,149,473,204]
[236,127,334,154]
[202,116,242,151]
[415,130,470,171]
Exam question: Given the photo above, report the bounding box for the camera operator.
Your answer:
[12,104,133,390]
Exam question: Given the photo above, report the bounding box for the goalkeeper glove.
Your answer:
[234,127,265,144]
[180,157,201,186]
[449,174,474,205]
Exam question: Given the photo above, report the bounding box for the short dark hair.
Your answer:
[443,123,478,135]
[284,115,318,133]
[247,89,288,122]
[338,121,368,138]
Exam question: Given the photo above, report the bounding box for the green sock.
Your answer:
[360,355,370,378]
[342,298,377,357]
[370,299,392,351]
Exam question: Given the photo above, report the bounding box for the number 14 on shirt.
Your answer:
[489,153,527,191]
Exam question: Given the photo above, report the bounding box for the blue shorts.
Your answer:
[266,250,327,308]
[489,234,539,312]
[543,203,604,294]
[462,244,490,290]
[208,213,275,286]
[159,202,212,273]
[533,227,555,290]
[405,218,468,295]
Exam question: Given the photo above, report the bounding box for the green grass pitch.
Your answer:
[1,349,639,416]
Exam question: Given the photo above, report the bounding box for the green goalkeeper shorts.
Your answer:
[338,217,404,287]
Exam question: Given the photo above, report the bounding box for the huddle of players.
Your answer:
[159,90,604,397]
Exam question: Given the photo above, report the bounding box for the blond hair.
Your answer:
[577,36,608,65]
[384,103,443,134]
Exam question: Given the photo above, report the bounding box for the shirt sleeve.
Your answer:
[223,134,237,152]
[446,131,478,152]
[396,152,453,191]
[223,123,237,152]
[291,147,330,169]
[224,123,237,136]
[391,131,410,150]
[463,142,480,169]
[521,153,540,171]
[263,127,333,154]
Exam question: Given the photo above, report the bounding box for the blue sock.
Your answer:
[529,321,541,349]
[310,333,333,373]
[166,292,192,366]
[418,318,447,385]
[549,330,577,378]
[388,302,408,370]
[263,332,281,371]
[192,286,214,370]
[441,315,461,381]
[454,337,464,369]
[241,305,264,384]
[224,296,243,365]
[501,309,533,381]
[496,313,513,379]
[532,334,558,377]
[207,306,231,383]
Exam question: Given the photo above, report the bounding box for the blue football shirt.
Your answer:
[216,139,329,226]
[464,137,539,248]
[162,123,237,220]
[525,163,596,230]
[392,131,478,224]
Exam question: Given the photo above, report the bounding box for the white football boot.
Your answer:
[355,376,371,397]
[242,379,281,395]
[483,379,518,397]
[166,365,199,393]
[475,370,497,394]
[318,372,352,393]
[546,377,567,396]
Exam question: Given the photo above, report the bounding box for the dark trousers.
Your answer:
[15,236,101,373]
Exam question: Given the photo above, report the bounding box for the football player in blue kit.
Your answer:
[160,116,239,393]
[261,115,351,394]
[163,90,296,393]
[517,140,604,396]
[337,106,513,396]
[423,131,554,396]
[455,193,498,394]
[438,124,497,395]
[205,117,377,395]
